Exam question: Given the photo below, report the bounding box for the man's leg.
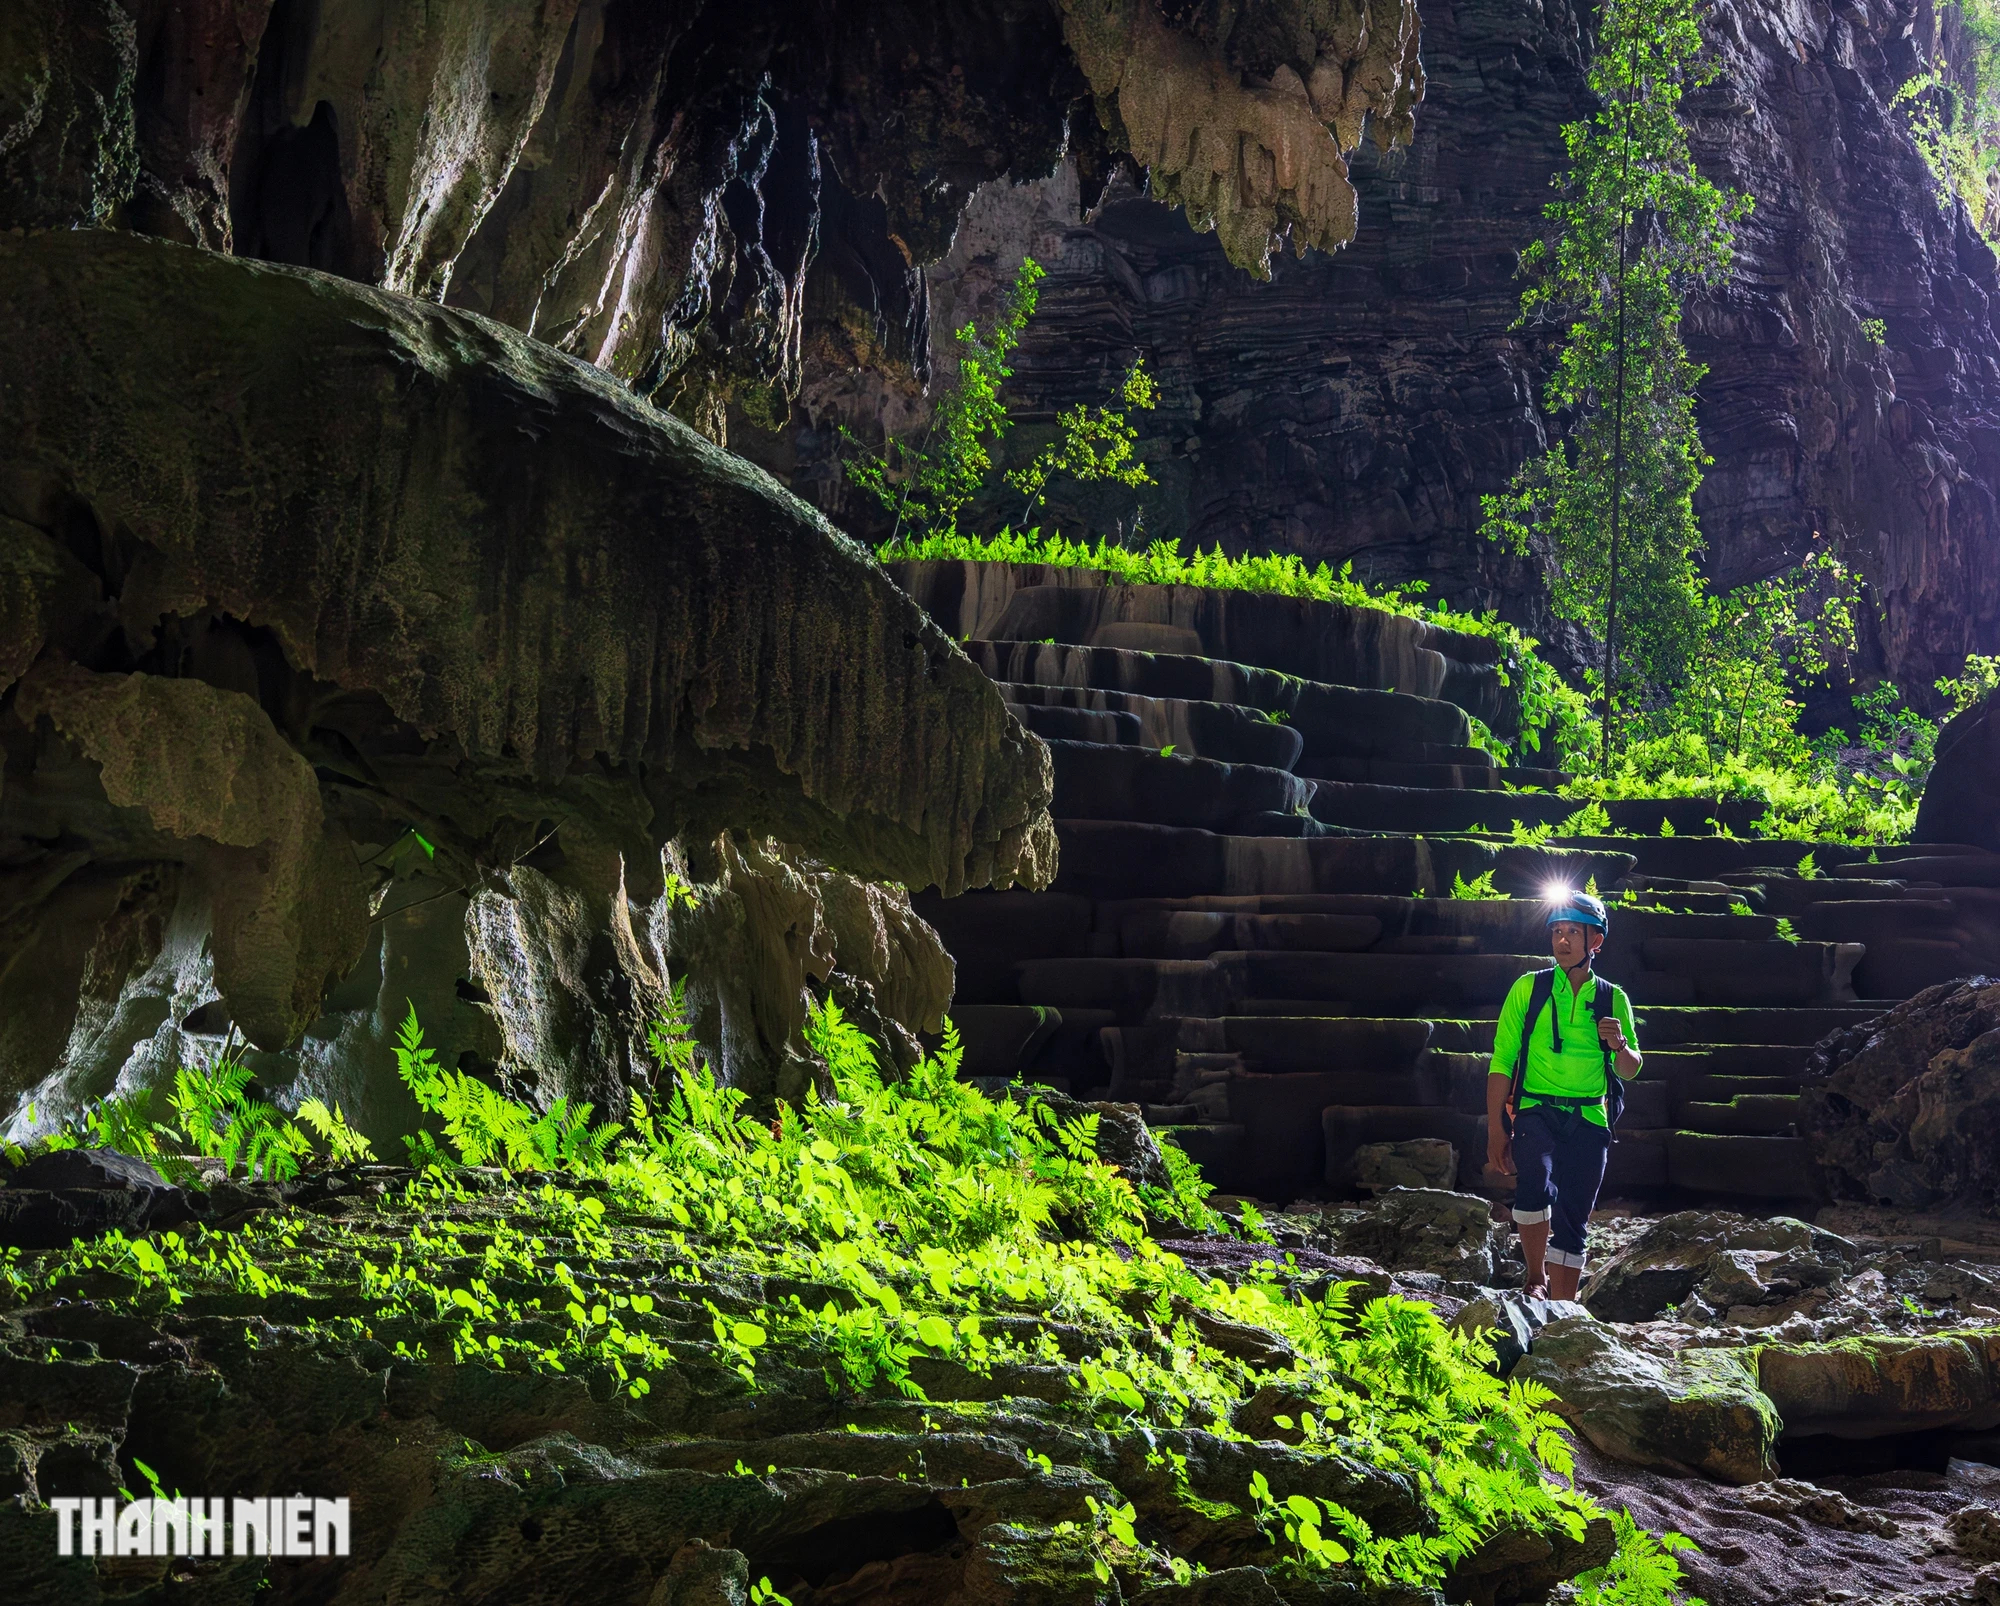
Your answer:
[1545,1115,1612,1301]
[1509,1109,1559,1297]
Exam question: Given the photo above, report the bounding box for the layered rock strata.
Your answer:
[0,228,1034,1130]
[782,0,2000,702]
[902,559,2000,1212]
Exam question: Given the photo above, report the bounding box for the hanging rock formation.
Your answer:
[0,227,1036,1133]
[0,0,1425,440]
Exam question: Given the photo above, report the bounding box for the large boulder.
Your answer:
[1758,1332,2000,1441]
[1581,1212,1861,1325]
[1797,979,2000,1210]
[1513,1319,1780,1485]
[1917,691,2000,851]
[0,228,1049,1131]
[1308,1188,1510,1284]
[0,1147,192,1249]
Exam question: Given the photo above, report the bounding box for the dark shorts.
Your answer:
[1511,1103,1611,1266]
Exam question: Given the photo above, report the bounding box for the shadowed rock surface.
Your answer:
[1917,688,2000,852]
[0,1167,1615,1606]
[757,0,2000,702]
[1798,977,2000,1212]
[0,0,1426,442]
[0,227,1044,1127]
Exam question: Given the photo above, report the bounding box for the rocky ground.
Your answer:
[1294,1191,2000,1606]
[11,1129,2000,1604]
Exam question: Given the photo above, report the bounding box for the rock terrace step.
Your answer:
[895,568,2000,1207]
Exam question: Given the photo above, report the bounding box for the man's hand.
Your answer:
[1597,1017,1627,1054]
[1487,1135,1516,1177]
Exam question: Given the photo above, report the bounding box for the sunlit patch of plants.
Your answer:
[0,993,1699,1601]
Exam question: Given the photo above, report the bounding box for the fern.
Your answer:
[1451,869,1506,900]
[170,1054,307,1181]
[296,1099,375,1164]
[1555,800,1612,838]
[646,978,705,1080]
[1570,1510,1706,1605]
[394,1002,622,1174]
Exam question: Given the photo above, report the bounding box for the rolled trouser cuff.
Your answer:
[1546,1246,1588,1269]
[1511,1207,1552,1224]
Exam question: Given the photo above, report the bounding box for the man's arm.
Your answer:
[1600,989,1643,1080]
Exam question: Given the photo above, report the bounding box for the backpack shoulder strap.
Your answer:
[1591,976,1630,1131]
[1510,968,1558,1107]
[1590,977,1624,1022]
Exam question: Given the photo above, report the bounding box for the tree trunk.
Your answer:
[1601,35,1640,771]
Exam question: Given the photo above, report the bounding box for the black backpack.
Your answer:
[1504,969,1628,1135]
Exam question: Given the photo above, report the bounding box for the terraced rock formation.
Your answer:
[899,560,2000,1212]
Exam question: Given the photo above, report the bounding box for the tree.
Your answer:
[843,257,1046,544]
[843,255,1160,544]
[1895,0,2000,240]
[1481,0,1751,768]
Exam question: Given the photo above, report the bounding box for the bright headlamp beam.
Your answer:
[1542,881,1574,904]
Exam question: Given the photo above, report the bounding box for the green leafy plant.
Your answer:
[843,257,1159,545]
[873,526,1589,769]
[1451,869,1507,900]
[171,1053,312,1182]
[395,1004,622,1173]
[1896,64,2000,236]
[295,1099,375,1164]
[1860,317,1887,345]
[841,257,1043,543]
[1556,800,1613,838]
[1938,652,2000,718]
[1479,0,1752,765]
[1007,358,1159,524]
[4,991,1715,1601]
[1571,1510,1706,1605]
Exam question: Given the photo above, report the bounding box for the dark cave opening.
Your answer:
[1778,1429,2000,1481]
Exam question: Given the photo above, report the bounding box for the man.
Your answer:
[1485,890,1642,1300]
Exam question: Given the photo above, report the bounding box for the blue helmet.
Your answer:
[1545,889,1609,932]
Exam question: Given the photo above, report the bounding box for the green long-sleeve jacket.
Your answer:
[1486,968,1641,1128]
